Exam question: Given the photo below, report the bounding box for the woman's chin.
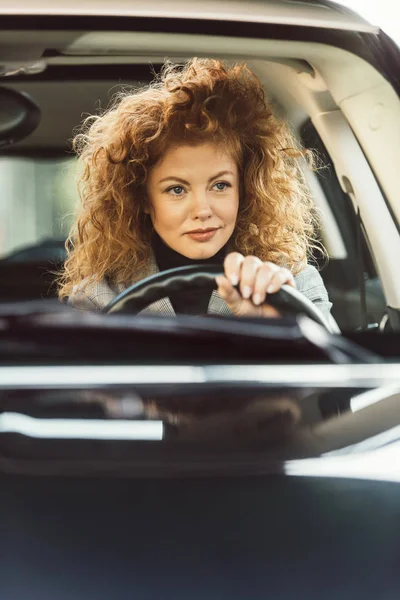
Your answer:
[181,242,222,260]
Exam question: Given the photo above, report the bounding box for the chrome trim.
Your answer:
[0,412,163,440]
[350,385,400,412]
[1,363,400,389]
[285,443,400,483]
[379,313,390,333]
[323,424,400,456]
[0,365,205,388]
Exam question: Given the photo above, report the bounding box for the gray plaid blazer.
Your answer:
[68,252,332,320]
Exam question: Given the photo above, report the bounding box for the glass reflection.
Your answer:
[0,384,400,459]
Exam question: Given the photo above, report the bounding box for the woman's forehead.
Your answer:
[152,142,238,173]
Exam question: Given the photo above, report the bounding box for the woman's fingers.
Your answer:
[223,252,245,287]
[224,253,264,299]
[238,256,263,299]
[215,275,244,309]
[252,262,280,306]
[266,267,296,294]
[216,274,280,318]
[221,253,296,314]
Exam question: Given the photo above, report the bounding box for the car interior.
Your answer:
[0,26,399,334]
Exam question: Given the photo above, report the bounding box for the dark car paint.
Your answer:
[1,475,400,599]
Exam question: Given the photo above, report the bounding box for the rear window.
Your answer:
[0,155,79,260]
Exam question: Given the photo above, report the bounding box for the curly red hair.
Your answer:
[58,58,320,299]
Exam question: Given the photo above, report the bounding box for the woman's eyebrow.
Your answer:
[158,170,234,185]
[208,170,235,182]
[158,176,190,185]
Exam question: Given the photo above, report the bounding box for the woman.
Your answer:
[59,58,331,319]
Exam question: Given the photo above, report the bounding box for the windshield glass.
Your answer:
[0,22,398,336]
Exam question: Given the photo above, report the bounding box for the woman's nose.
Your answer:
[191,191,213,220]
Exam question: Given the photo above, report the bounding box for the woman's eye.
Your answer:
[213,181,230,192]
[167,186,185,196]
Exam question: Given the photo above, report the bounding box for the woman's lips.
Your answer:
[185,228,220,242]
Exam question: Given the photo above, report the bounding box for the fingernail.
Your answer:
[242,286,252,299]
[267,285,275,294]
[229,274,239,286]
[253,293,262,306]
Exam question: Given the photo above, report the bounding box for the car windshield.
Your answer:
[0,6,400,476]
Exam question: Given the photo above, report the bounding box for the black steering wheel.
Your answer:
[104,265,333,332]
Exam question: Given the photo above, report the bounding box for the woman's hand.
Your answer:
[215,252,296,318]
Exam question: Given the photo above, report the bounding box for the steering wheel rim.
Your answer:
[104,265,333,332]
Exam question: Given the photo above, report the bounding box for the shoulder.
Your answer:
[294,264,327,297]
[67,253,158,312]
[68,276,123,311]
[293,263,332,318]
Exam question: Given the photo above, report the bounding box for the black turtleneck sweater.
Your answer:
[152,233,227,315]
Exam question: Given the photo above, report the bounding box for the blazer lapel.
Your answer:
[136,252,176,316]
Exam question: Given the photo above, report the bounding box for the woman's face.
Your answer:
[146,142,239,259]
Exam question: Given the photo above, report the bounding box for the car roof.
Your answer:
[0,0,377,33]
